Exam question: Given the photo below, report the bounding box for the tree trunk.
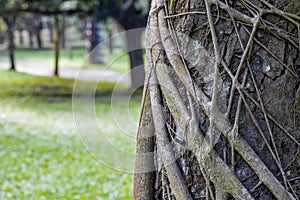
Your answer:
[125,30,145,89]
[28,29,34,48]
[86,19,105,64]
[134,0,300,199]
[4,16,16,71]
[34,16,43,49]
[54,15,60,76]
[47,17,54,43]
[19,28,24,45]
[60,15,66,48]
[108,3,148,89]
[107,28,114,53]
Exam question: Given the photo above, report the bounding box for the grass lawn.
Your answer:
[0,70,141,199]
[0,48,146,74]
[0,48,132,74]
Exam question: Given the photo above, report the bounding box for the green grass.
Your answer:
[0,70,141,199]
[0,69,127,96]
[1,47,147,75]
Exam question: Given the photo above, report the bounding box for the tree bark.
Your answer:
[134,0,300,199]
[133,84,156,200]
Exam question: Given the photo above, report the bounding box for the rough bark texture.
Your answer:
[134,0,300,199]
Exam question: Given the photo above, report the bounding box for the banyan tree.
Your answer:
[134,0,300,199]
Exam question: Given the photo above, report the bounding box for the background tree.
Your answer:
[3,15,16,71]
[60,15,66,48]
[0,0,26,70]
[46,16,54,43]
[15,17,25,46]
[1,0,149,86]
[134,0,300,199]
[23,15,34,48]
[33,14,43,49]
[21,0,97,75]
[103,18,116,53]
[97,0,150,88]
[85,18,105,64]
[0,0,98,75]
[54,14,60,76]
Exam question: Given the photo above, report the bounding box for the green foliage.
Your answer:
[0,0,98,16]
[0,17,6,42]
[0,0,24,12]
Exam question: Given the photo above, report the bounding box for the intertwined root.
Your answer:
[134,0,300,199]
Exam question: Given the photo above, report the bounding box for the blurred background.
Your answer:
[0,0,149,199]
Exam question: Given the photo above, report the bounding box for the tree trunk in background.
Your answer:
[54,15,60,76]
[107,28,114,53]
[25,16,34,48]
[103,19,114,53]
[134,0,300,199]
[108,3,148,89]
[47,17,54,43]
[28,29,34,48]
[19,28,24,45]
[125,30,145,89]
[86,19,105,64]
[4,16,16,71]
[34,15,43,49]
[60,15,66,48]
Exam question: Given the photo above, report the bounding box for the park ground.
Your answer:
[0,49,141,199]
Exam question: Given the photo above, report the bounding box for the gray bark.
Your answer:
[134,0,300,199]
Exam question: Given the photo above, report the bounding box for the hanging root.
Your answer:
[135,0,300,199]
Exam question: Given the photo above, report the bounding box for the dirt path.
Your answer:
[0,58,130,84]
